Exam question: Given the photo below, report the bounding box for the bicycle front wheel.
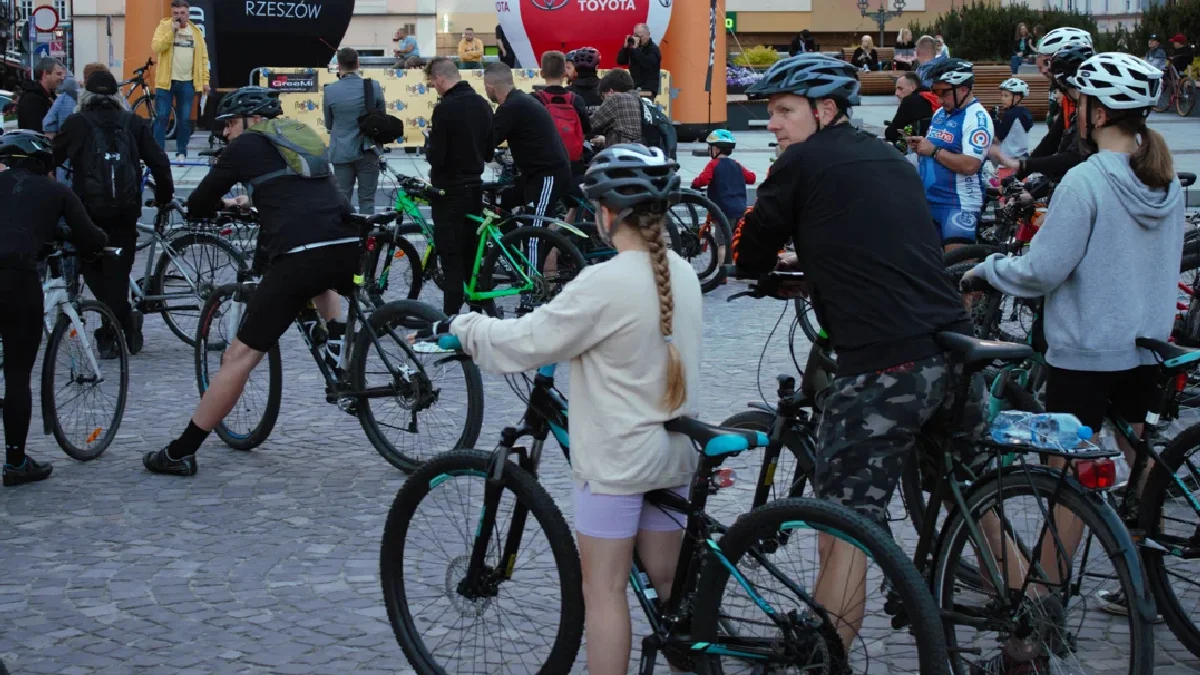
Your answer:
[933,467,1155,675]
[153,232,248,346]
[1179,78,1197,117]
[367,233,424,306]
[476,225,587,320]
[670,191,733,294]
[691,498,949,675]
[194,284,282,451]
[381,450,584,674]
[41,300,129,461]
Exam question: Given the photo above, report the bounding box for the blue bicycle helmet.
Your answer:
[706,129,736,151]
[745,54,861,106]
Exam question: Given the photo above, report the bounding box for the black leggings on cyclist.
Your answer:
[0,270,45,467]
[81,222,137,338]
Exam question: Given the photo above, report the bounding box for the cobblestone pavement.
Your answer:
[2,258,1200,674]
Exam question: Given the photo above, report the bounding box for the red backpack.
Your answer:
[534,89,585,162]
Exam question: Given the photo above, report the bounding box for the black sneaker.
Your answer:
[1097,589,1164,623]
[126,310,145,356]
[3,456,53,487]
[143,448,198,476]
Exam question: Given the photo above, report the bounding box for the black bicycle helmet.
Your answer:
[582,144,679,212]
[0,130,54,173]
[567,47,601,70]
[745,54,861,106]
[1050,44,1096,90]
[216,86,283,120]
[927,58,976,88]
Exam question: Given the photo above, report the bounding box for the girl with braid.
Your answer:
[424,144,703,675]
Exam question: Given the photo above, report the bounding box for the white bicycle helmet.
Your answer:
[1037,27,1093,55]
[1068,52,1162,110]
[999,77,1030,97]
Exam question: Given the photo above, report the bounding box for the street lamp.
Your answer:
[857,0,905,50]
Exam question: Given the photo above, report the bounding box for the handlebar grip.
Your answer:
[436,334,462,351]
[960,275,993,293]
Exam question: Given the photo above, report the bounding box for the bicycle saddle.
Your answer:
[936,331,1032,366]
[1179,172,1196,188]
[664,418,768,457]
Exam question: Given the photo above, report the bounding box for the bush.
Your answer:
[909,2,1098,62]
[1132,0,1200,59]
[732,46,780,68]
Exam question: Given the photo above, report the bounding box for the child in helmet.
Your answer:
[990,77,1034,167]
[690,129,757,224]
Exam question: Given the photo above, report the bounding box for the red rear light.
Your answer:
[220,227,233,236]
[713,468,737,489]
[1076,459,1117,490]
[1177,373,1188,392]
[367,236,377,252]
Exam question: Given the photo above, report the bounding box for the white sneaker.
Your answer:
[412,341,452,354]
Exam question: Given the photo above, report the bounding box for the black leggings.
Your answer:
[431,186,483,316]
[0,270,44,466]
[81,224,137,336]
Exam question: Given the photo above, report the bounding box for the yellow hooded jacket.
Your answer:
[150,18,210,92]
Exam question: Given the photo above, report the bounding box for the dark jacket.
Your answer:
[187,132,355,264]
[493,89,571,180]
[691,156,754,224]
[16,79,54,132]
[0,168,108,271]
[617,39,662,96]
[1013,35,1034,58]
[428,80,495,189]
[851,47,879,70]
[884,88,938,143]
[53,97,174,221]
[789,35,818,56]
[734,123,970,375]
[568,72,604,114]
[1017,104,1081,182]
[1174,44,1195,74]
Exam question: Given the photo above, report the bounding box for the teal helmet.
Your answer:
[705,129,736,150]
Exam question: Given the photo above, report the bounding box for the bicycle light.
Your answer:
[712,468,737,490]
[1075,459,1117,490]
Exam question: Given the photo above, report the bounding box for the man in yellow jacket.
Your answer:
[150,0,210,159]
[457,28,485,69]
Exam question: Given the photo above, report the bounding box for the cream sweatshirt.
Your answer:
[450,249,703,495]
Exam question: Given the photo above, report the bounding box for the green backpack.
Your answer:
[245,118,331,189]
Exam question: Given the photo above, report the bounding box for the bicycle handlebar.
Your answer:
[723,266,808,301]
[959,274,994,294]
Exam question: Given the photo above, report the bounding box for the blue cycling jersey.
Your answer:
[918,98,993,214]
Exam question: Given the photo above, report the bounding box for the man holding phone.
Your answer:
[150,0,211,159]
[616,23,661,96]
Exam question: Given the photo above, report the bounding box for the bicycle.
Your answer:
[376,169,588,319]
[129,201,249,347]
[120,58,176,140]
[34,243,129,460]
[381,333,951,675]
[1152,64,1197,117]
[194,212,484,472]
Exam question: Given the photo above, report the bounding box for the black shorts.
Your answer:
[237,243,359,352]
[1045,365,1158,430]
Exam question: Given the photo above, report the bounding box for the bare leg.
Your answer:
[636,528,687,672]
[578,533,636,675]
[191,339,266,430]
[814,534,868,648]
[312,289,343,322]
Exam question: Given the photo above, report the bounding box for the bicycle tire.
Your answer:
[691,498,950,675]
[152,232,249,347]
[932,468,1155,675]
[133,96,176,140]
[352,300,484,472]
[1180,79,1198,117]
[673,191,732,294]
[792,295,822,343]
[194,284,282,451]
[380,449,584,674]
[1138,422,1200,658]
[476,225,587,319]
[1154,81,1173,113]
[368,234,424,306]
[41,300,129,461]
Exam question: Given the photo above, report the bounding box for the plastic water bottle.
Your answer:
[990,411,1093,449]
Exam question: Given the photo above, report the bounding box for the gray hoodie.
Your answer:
[975,150,1184,371]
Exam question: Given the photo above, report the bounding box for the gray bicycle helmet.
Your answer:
[216,86,283,120]
[745,54,861,106]
[582,144,679,212]
[0,130,54,173]
[927,58,976,87]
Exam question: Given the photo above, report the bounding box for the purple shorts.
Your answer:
[573,482,690,539]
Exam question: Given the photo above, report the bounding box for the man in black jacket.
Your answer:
[426,57,494,316]
[616,23,661,96]
[16,58,65,132]
[54,70,173,357]
[884,72,937,143]
[485,62,572,226]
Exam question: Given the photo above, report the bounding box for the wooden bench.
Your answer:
[856,65,1050,118]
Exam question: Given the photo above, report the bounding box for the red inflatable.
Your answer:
[495,0,672,69]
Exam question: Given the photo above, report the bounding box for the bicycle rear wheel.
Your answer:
[1154,79,1174,113]
[691,498,949,675]
[670,192,732,294]
[476,225,587,320]
[1179,78,1198,117]
[933,467,1155,675]
[194,284,282,451]
[381,450,584,674]
[351,300,484,472]
[367,233,423,306]
[41,301,128,461]
[152,232,247,346]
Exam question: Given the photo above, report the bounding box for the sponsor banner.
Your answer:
[496,0,672,70]
[266,71,318,92]
[210,0,351,86]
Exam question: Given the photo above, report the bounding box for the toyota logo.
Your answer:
[529,0,570,9]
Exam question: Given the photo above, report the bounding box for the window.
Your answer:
[54,0,70,22]
[17,0,32,21]
[354,0,388,13]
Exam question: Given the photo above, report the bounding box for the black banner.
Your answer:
[209,0,353,87]
[265,72,318,92]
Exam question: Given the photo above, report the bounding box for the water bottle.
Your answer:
[990,411,1093,449]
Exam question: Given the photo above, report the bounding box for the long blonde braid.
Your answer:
[634,210,687,411]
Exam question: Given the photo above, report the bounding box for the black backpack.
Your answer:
[357,78,405,146]
[79,112,141,217]
[638,97,677,160]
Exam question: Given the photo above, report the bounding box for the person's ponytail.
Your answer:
[633,210,687,412]
[1129,120,1175,190]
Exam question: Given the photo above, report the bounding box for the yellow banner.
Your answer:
[265,66,672,148]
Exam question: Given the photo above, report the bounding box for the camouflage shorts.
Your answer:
[814,354,950,530]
